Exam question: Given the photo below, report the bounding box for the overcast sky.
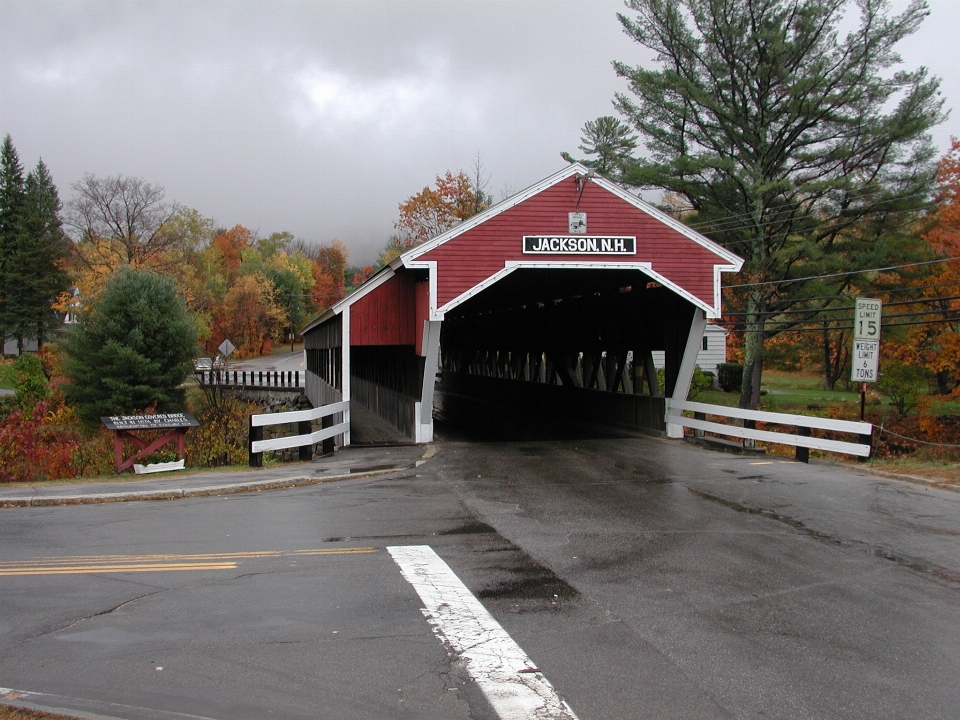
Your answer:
[2,0,958,266]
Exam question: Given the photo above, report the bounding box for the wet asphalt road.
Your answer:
[1,402,959,719]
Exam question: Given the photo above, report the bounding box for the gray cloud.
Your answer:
[2,0,957,264]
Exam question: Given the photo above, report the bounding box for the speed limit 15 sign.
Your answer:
[854,297,882,340]
[851,298,882,383]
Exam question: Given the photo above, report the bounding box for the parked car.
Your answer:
[194,357,213,372]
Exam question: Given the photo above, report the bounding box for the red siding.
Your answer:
[417,181,721,308]
[350,273,418,346]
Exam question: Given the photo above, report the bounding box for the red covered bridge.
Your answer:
[301,164,742,444]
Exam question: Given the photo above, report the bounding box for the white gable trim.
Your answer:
[431,260,720,319]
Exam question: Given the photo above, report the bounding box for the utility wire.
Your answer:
[724,315,960,333]
[726,256,960,289]
[720,278,960,305]
[684,192,936,237]
[723,294,960,317]
[676,187,934,233]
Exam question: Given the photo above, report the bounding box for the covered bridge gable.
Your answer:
[404,165,742,319]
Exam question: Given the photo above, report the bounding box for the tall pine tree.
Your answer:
[0,136,70,353]
[595,0,945,408]
[0,134,26,351]
[12,159,71,350]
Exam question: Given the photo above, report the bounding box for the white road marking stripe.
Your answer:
[388,545,579,720]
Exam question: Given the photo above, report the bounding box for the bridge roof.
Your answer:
[302,163,742,338]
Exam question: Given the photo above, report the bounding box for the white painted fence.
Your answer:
[249,400,349,465]
[666,399,873,459]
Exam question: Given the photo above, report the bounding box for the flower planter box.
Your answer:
[133,459,185,475]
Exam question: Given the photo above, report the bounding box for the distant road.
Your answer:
[220,350,304,375]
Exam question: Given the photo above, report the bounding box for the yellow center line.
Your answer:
[0,563,238,576]
[0,547,378,576]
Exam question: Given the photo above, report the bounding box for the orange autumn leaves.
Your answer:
[885,139,960,399]
[67,216,350,360]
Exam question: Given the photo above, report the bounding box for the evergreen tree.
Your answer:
[594,0,945,408]
[63,267,198,424]
[7,160,71,351]
[561,116,638,180]
[0,134,26,348]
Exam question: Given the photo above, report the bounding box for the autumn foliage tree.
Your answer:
[66,174,181,268]
[883,139,960,397]
[394,170,491,250]
[215,274,285,357]
[309,238,348,310]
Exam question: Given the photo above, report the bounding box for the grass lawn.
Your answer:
[690,370,959,484]
[696,370,885,420]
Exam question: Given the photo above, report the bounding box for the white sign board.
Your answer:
[523,235,636,254]
[854,297,882,340]
[852,339,880,382]
[851,298,881,383]
[218,338,235,358]
[568,212,587,234]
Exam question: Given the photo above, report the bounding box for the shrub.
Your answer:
[689,367,714,400]
[877,360,929,414]
[186,389,258,467]
[653,366,714,399]
[12,353,49,411]
[0,358,14,389]
[717,363,743,393]
[0,400,81,482]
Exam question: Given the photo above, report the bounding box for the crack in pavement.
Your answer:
[28,590,167,641]
[689,488,960,589]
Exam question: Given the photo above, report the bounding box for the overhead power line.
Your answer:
[724,315,959,333]
[682,188,935,235]
[723,293,960,318]
[725,256,960,289]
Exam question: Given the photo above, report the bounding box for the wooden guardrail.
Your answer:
[666,399,873,461]
[248,400,349,467]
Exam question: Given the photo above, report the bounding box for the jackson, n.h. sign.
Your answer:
[523,235,636,255]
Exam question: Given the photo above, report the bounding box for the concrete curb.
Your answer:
[0,445,437,508]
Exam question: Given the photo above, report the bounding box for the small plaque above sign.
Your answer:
[523,235,636,255]
[568,212,587,234]
[101,412,200,431]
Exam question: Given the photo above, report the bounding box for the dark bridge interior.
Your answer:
[436,268,697,439]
